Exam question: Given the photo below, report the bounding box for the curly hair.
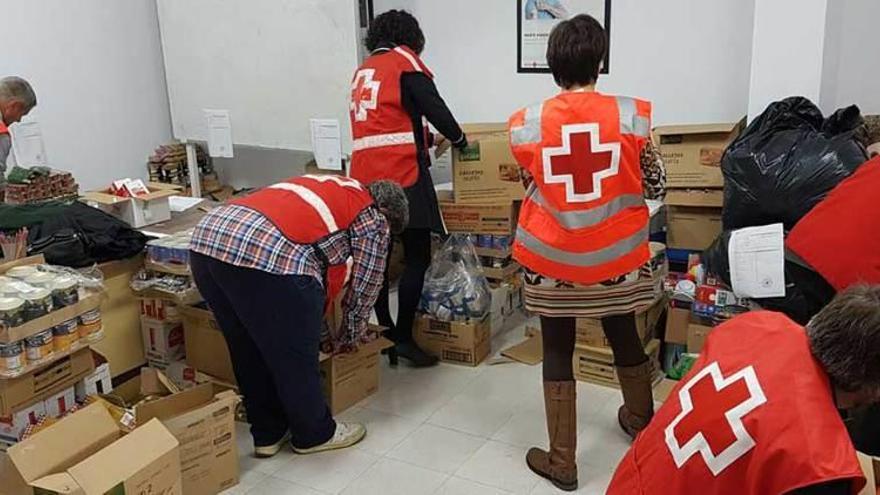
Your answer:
[807,285,880,394]
[365,10,425,54]
[367,180,409,234]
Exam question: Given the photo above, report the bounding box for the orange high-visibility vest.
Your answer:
[508,91,652,285]
[349,46,433,188]
[0,121,8,135]
[231,174,376,313]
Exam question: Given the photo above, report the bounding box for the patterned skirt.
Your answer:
[522,243,668,319]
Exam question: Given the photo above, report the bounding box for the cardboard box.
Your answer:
[415,315,491,367]
[0,347,95,417]
[140,297,180,322]
[576,297,666,348]
[573,339,662,388]
[43,387,75,419]
[0,401,46,445]
[320,337,393,415]
[687,321,715,354]
[81,182,180,228]
[74,355,113,403]
[653,119,745,188]
[481,261,521,281]
[665,305,691,345]
[438,191,519,235]
[181,305,237,384]
[5,403,181,495]
[141,316,185,362]
[654,378,679,404]
[666,189,724,250]
[451,124,524,204]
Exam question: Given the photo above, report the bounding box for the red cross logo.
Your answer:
[665,362,767,476]
[542,123,621,203]
[350,69,380,122]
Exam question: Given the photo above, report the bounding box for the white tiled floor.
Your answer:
[223,314,633,495]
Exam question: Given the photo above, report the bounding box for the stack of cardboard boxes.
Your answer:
[654,120,745,252]
[416,124,525,366]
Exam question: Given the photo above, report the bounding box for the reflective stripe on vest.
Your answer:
[516,224,648,267]
[394,46,423,72]
[512,97,649,146]
[267,182,339,231]
[528,186,647,230]
[352,132,416,152]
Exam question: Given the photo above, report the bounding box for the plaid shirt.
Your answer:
[190,204,389,345]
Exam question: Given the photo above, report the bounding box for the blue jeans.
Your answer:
[190,252,336,449]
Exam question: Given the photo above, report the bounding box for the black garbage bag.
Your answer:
[702,231,835,324]
[721,97,868,231]
[0,200,148,267]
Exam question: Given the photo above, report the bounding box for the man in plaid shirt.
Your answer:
[190,177,408,458]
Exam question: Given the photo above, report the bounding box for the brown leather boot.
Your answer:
[616,361,655,440]
[526,381,578,491]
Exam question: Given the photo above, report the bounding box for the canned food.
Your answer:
[6,265,38,280]
[0,341,25,373]
[22,288,54,321]
[25,272,55,290]
[0,297,25,327]
[477,234,493,249]
[492,235,511,251]
[53,319,80,352]
[25,330,54,362]
[78,308,103,341]
[51,276,80,308]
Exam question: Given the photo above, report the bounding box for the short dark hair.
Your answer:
[807,286,880,393]
[546,14,607,89]
[365,10,425,54]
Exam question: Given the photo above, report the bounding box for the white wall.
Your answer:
[374,0,755,127]
[821,0,880,115]
[0,1,172,190]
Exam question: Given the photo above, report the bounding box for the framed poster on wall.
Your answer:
[517,0,611,74]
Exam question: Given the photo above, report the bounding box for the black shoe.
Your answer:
[394,341,439,368]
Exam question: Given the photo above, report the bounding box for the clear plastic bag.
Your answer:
[419,235,491,322]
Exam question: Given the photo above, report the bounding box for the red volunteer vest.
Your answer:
[509,91,652,285]
[349,46,433,188]
[787,157,880,291]
[608,311,865,495]
[0,121,8,135]
[231,175,374,312]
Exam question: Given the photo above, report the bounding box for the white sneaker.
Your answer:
[254,431,291,458]
[292,422,366,455]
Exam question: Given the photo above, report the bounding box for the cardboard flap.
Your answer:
[66,419,179,495]
[654,120,742,137]
[136,383,214,425]
[139,368,179,397]
[29,473,84,494]
[665,189,725,208]
[7,403,119,485]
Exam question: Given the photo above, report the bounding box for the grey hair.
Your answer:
[367,180,409,234]
[807,285,880,393]
[0,76,37,109]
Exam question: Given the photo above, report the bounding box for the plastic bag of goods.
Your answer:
[721,97,868,231]
[419,234,491,322]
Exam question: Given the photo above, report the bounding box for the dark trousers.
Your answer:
[190,252,336,449]
[541,313,647,381]
[374,228,432,343]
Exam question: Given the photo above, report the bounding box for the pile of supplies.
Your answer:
[4,166,78,205]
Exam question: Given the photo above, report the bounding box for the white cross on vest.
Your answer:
[351,69,381,122]
[542,123,621,203]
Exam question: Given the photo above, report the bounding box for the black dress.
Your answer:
[399,72,466,233]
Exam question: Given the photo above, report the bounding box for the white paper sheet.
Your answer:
[168,195,204,213]
[309,118,342,170]
[728,223,786,298]
[204,109,234,158]
[11,121,48,166]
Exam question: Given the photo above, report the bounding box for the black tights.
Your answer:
[374,228,432,343]
[541,312,648,381]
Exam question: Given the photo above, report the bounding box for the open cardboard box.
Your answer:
[81,182,180,228]
[665,189,724,250]
[653,118,745,188]
[4,403,181,495]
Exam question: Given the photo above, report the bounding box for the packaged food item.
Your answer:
[53,319,80,352]
[0,297,25,327]
[78,308,103,341]
[25,329,54,362]
[22,289,54,321]
[51,276,80,308]
[0,341,25,373]
[24,272,55,290]
[6,265,38,280]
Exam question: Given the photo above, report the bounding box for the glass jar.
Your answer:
[22,289,54,321]
[78,308,103,342]
[0,341,25,374]
[52,277,80,308]
[25,329,54,363]
[0,297,25,328]
[6,265,38,280]
[25,272,55,290]
[53,318,80,352]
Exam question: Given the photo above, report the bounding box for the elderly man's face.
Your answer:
[0,100,32,126]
